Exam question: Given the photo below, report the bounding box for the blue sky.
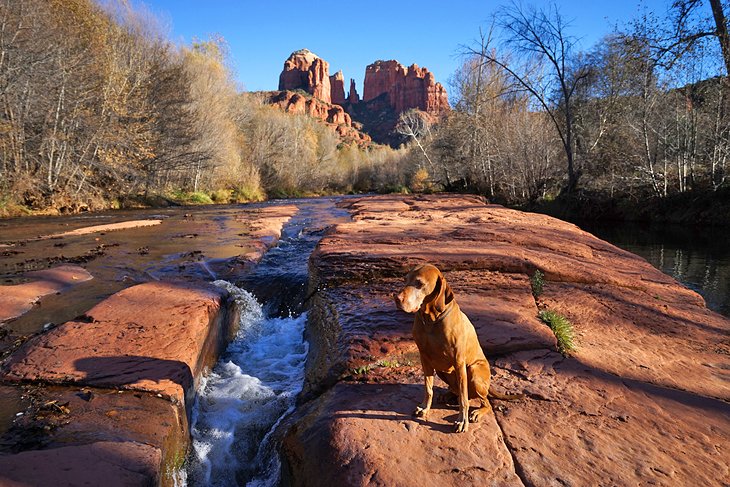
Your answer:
[140,0,672,94]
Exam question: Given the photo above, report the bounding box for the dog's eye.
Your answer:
[415,280,424,288]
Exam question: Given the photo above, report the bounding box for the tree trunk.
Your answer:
[709,0,730,76]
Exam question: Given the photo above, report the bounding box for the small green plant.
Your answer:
[351,365,372,376]
[378,359,400,368]
[530,269,545,298]
[538,309,576,356]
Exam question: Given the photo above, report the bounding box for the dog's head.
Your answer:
[394,264,454,320]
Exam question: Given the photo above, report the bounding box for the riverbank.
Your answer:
[0,189,267,219]
[523,187,730,226]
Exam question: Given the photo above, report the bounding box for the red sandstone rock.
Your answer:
[282,382,522,487]
[278,49,332,103]
[0,265,93,323]
[40,219,162,239]
[330,70,345,105]
[493,349,730,486]
[286,194,730,486]
[0,441,161,486]
[363,60,449,114]
[2,281,236,409]
[348,78,359,104]
[265,91,371,145]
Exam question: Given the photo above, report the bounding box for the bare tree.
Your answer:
[396,109,440,180]
[469,2,590,192]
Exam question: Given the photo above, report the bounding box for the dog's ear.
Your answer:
[423,273,454,321]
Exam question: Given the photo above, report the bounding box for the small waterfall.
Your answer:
[184,280,309,486]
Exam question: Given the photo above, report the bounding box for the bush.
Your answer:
[538,309,576,356]
[231,185,265,203]
[210,189,232,203]
[409,168,432,192]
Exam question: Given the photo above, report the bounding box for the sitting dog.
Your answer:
[394,263,521,433]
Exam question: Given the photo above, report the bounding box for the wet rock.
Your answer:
[2,281,237,411]
[40,219,162,239]
[0,441,161,486]
[0,265,93,323]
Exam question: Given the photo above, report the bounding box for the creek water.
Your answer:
[183,198,350,486]
[579,221,730,317]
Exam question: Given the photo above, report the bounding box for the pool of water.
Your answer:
[579,221,730,317]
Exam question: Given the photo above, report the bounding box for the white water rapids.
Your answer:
[182,280,309,486]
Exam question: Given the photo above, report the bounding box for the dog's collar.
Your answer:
[419,301,456,324]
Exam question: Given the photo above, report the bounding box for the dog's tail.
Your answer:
[488,386,524,401]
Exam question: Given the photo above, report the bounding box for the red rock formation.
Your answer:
[266,91,371,145]
[363,60,449,114]
[278,49,331,103]
[330,70,345,105]
[348,78,360,104]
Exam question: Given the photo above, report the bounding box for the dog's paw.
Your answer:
[413,406,430,418]
[454,418,469,433]
[469,406,492,423]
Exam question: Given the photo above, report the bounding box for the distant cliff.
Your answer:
[271,49,449,146]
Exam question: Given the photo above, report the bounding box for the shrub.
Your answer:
[210,189,232,203]
[231,185,265,203]
[409,168,431,192]
[538,309,576,356]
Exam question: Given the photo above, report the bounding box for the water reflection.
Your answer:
[579,221,730,317]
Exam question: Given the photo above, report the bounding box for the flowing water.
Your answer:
[184,198,350,486]
[580,221,730,317]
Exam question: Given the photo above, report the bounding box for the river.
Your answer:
[579,220,730,318]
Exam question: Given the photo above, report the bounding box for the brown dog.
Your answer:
[394,263,520,433]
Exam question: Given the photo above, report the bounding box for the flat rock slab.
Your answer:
[0,441,161,486]
[541,282,730,401]
[40,219,162,239]
[493,349,730,486]
[318,195,701,295]
[0,265,93,322]
[283,381,523,487]
[236,205,299,260]
[2,281,231,407]
[2,386,186,452]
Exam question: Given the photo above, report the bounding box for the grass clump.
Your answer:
[530,269,544,298]
[538,309,576,356]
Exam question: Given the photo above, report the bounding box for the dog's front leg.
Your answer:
[454,362,469,433]
[414,358,434,419]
